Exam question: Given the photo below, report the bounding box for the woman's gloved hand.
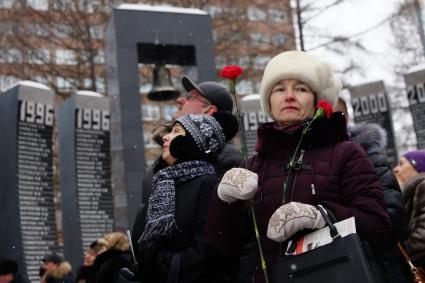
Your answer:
[267,202,326,242]
[217,168,258,203]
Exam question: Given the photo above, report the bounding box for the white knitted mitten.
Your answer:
[267,202,326,242]
[217,168,258,203]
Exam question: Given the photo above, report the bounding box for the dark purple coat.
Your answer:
[206,113,390,282]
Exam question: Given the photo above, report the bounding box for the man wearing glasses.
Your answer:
[172,76,234,119]
[174,76,243,178]
[141,76,243,200]
[149,76,242,178]
[140,74,242,186]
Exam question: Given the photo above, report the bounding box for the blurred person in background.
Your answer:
[393,150,425,270]
[0,258,28,283]
[40,254,73,283]
[90,232,130,283]
[75,238,108,283]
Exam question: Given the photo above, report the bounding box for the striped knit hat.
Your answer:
[175,114,226,155]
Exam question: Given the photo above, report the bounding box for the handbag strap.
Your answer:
[397,242,417,269]
[282,205,341,256]
[316,205,341,240]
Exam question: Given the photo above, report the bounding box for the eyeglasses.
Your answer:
[186,91,211,106]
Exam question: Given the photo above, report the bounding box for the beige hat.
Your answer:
[259,50,341,118]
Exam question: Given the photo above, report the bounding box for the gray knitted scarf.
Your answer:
[138,160,215,245]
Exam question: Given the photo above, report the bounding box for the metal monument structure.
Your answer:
[240,94,273,157]
[58,91,113,272]
[349,81,398,165]
[0,82,60,282]
[404,67,425,149]
[105,4,216,229]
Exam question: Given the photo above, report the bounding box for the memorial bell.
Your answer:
[147,64,180,101]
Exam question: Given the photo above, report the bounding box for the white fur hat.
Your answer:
[259,50,341,118]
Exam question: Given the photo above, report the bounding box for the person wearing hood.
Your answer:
[90,232,130,283]
[40,254,73,283]
[336,97,408,283]
[393,150,425,270]
[75,238,109,283]
[206,50,390,282]
[133,113,238,283]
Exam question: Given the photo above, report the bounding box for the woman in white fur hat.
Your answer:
[206,50,390,282]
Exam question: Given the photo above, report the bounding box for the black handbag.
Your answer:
[272,206,381,283]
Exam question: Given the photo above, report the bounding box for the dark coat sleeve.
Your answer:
[205,193,246,256]
[172,177,218,281]
[94,250,131,283]
[205,155,260,256]
[214,143,244,178]
[369,152,406,240]
[140,176,226,282]
[321,142,391,246]
[409,180,425,254]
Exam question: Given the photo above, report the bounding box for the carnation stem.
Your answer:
[251,199,270,283]
[229,79,269,283]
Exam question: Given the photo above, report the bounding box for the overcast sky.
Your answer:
[302,0,401,85]
[296,0,423,153]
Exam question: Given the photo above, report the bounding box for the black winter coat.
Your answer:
[349,123,405,239]
[214,142,244,179]
[133,170,227,283]
[89,249,131,283]
[11,274,30,283]
[349,123,409,283]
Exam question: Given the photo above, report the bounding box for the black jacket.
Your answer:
[349,123,409,283]
[90,249,131,283]
[349,123,405,239]
[12,274,30,283]
[133,172,228,283]
[214,142,244,179]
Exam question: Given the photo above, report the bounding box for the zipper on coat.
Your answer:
[296,149,305,165]
[283,149,306,203]
[289,174,298,202]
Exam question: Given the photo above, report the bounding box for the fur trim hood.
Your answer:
[348,123,387,154]
[50,262,72,279]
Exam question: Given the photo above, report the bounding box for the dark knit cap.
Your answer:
[170,113,238,161]
[0,259,18,275]
[176,114,225,155]
[404,150,425,173]
[42,254,64,264]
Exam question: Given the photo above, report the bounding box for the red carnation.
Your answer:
[219,65,244,80]
[315,100,333,119]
